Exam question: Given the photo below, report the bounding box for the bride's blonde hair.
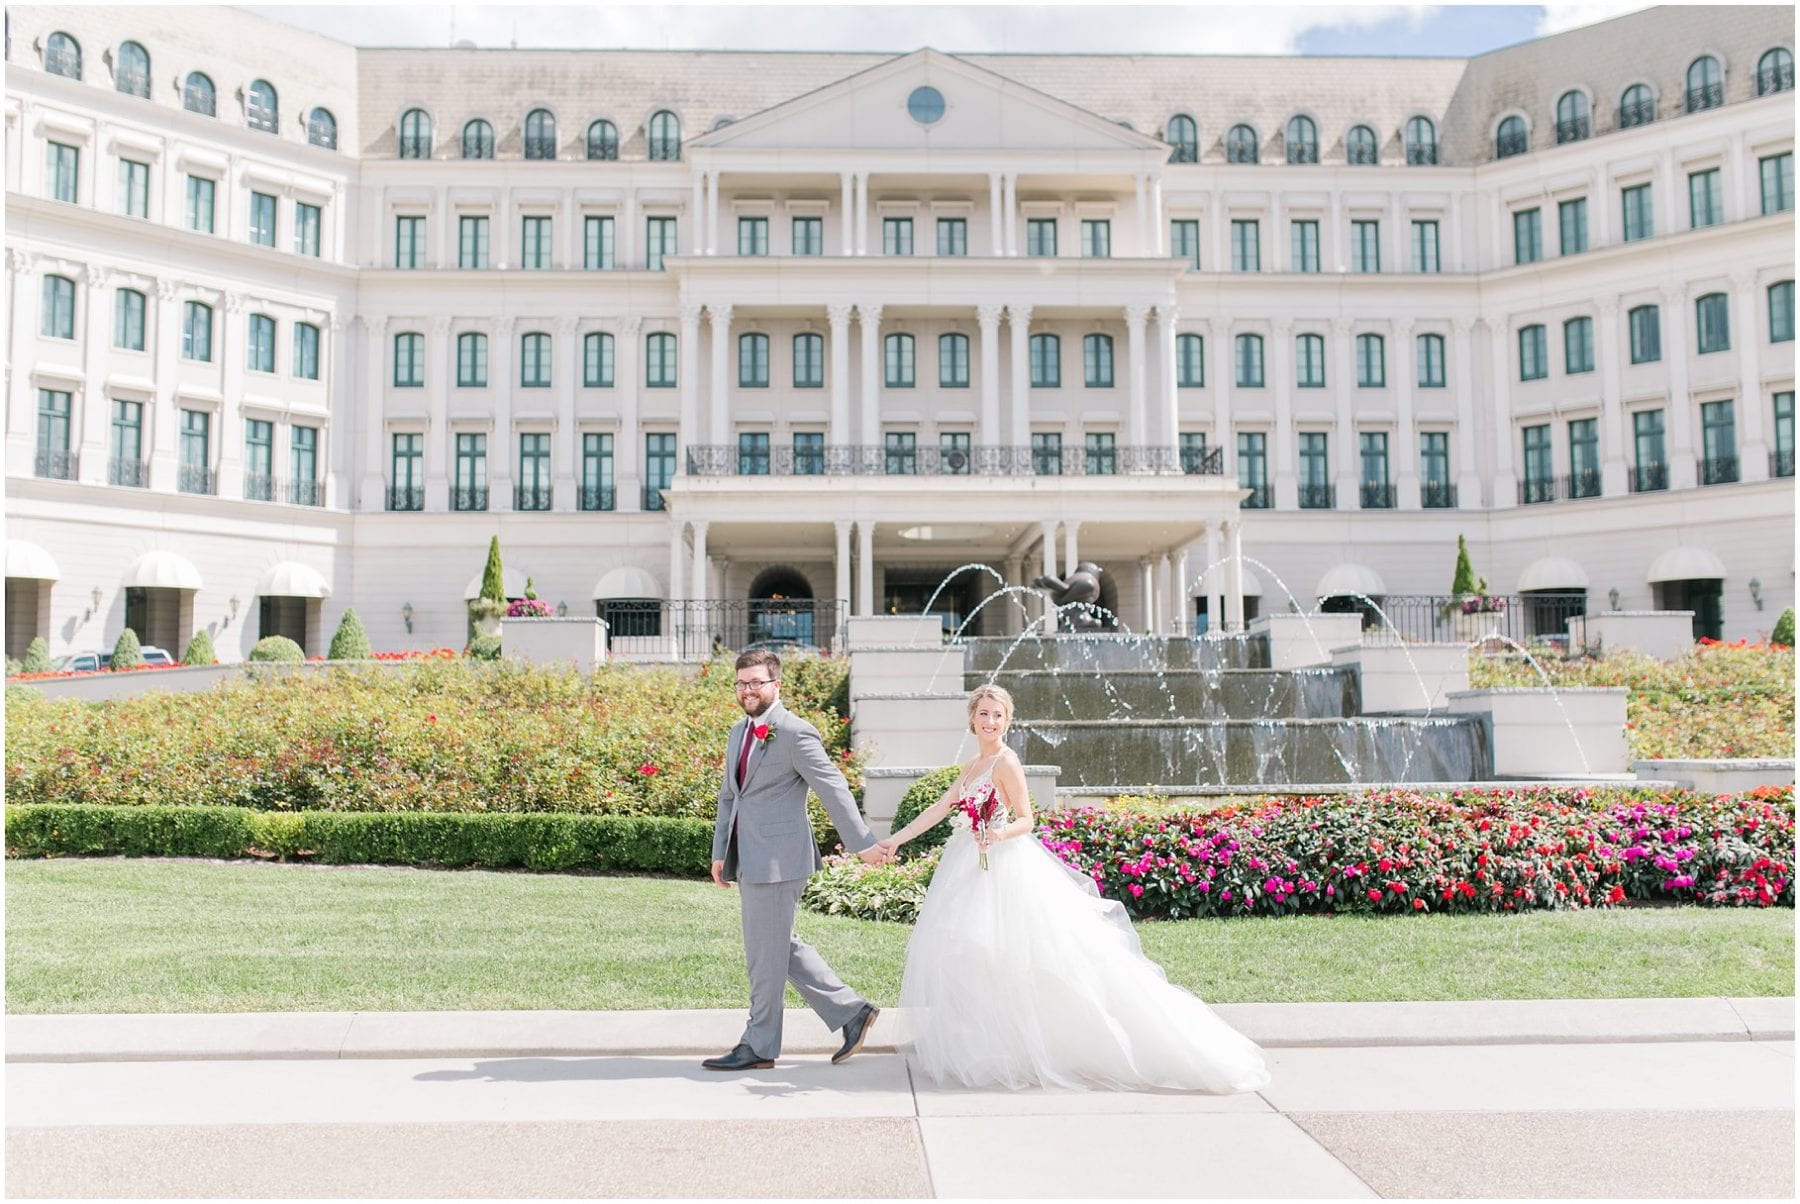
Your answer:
[966,683,1014,734]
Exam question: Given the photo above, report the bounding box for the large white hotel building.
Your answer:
[3,5,1794,661]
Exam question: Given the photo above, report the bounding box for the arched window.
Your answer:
[1226,124,1258,164]
[247,313,277,373]
[584,332,615,387]
[1175,333,1204,387]
[520,332,552,386]
[457,332,488,387]
[1619,83,1656,128]
[1356,334,1387,387]
[1687,55,1723,112]
[246,80,278,133]
[1517,324,1548,380]
[883,333,915,388]
[648,110,681,161]
[307,108,336,149]
[1346,124,1378,165]
[1028,334,1060,387]
[524,109,556,160]
[462,119,494,160]
[1166,113,1198,163]
[1083,334,1115,387]
[183,302,213,362]
[586,119,619,161]
[45,32,80,79]
[1496,114,1528,159]
[645,332,677,387]
[393,332,424,387]
[41,275,75,339]
[1695,292,1730,353]
[1416,333,1447,387]
[1405,116,1438,164]
[1285,116,1318,164]
[1234,334,1264,387]
[1296,333,1326,387]
[793,333,824,388]
[738,332,770,388]
[183,72,215,116]
[115,41,150,97]
[1554,91,1590,143]
[1768,280,1794,343]
[398,109,431,158]
[115,288,147,350]
[1758,47,1794,95]
[1628,304,1661,363]
[939,333,969,388]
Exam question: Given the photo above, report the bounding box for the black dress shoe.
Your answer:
[702,1043,774,1071]
[831,1005,879,1064]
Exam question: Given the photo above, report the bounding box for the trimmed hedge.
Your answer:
[889,766,960,858]
[6,804,714,874]
[250,636,304,663]
[111,629,144,670]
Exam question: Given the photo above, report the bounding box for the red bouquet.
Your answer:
[960,783,1001,870]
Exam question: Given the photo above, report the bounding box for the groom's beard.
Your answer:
[740,692,776,719]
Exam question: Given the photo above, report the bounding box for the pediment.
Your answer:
[692,49,1168,155]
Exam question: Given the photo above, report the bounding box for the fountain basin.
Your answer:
[962,635,1265,673]
[971,667,1359,720]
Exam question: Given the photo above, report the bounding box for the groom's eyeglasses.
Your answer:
[734,678,777,693]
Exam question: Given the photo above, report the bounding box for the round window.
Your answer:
[907,86,946,125]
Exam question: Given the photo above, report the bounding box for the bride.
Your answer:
[879,684,1271,1093]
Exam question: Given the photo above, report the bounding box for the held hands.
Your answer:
[858,840,898,865]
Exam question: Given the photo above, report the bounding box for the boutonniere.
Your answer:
[752,722,776,744]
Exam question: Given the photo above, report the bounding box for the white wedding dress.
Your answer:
[898,769,1272,1093]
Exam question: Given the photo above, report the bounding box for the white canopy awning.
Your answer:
[5,539,60,581]
[121,550,203,591]
[1517,556,1590,593]
[258,561,332,599]
[591,564,664,599]
[1647,547,1728,583]
[1315,563,1387,599]
[462,565,533,601]
[1195,563,1264,597]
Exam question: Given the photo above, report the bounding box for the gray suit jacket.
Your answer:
[711,699,875,885]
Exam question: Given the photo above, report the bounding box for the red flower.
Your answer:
[639,763,660,776]
[426,714,437,723]
[1366,889,1382,901]
[1413,898,1426,910]
[752,724,771,741]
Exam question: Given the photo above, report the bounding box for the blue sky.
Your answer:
[245,5,1655,56]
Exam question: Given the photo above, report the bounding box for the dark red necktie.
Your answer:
[736,727,754,789]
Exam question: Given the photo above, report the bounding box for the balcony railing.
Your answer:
[1618,98,1658,128]
[1772,448,1795,479]
[1564,469,1603,500]
[1347,143,1378,166]
[642,483,668,512]
[108,458,148,488]
[1359,482,1395,509]
[1758,64,1795,96]
[1420,480,1457,509]
[1366,592,1589,646]
[1287,143,1318,165]
[1519,477,1558,505]
[452,486,489,512]
[1554,116,1590,144]
[684,444,1217,477]
[579,485,616,512]
[387,485,424,511]
[1686,83,1723,113]
[601,598,849,661]
[1405,143,1439,166]
[1239,482,1272,509]
[514,484,553,511]
[34,448,76,480]
[1699,455,1740,486]
[1297,483,1334,509]
[524,136,557,160]
[1180,445,1225,475]
[244,472,274,501]
[1496,131,1529,158]
[178,465,215,495]
[286,478,323,507]
[398,135,431,159]
[1629,462,1669,493]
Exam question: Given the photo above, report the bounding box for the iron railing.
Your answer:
[1629,462,1669,493]
[1686,83,1723,113]
[178,465,215,495]
[524,136,557,160]
[244,472,274,502]
[1554,116,1590,144]
[1496,130,1529,158]
[387,485,424,511]
[1699,456,1740,486]
[398,135,431,159]
[1287,143,1318,165]
[1420,480,1457,509]
[452,486,489,512]
[34,449,76,480]
[286,478,323,506]
[1298,483,1334,509]
[1519,477,1558,505]
[108,458,148,487]
[600,598,849,660]
[514,484,553,511]
[1240,482,1272,509]
[1359,482,1395,509]
[641,483,668,511]
[1772,448,1795,479]
[1405,143,1439,165]
[1618,98,1658,128]
[684,443,1218,478]
[1347,142,1378,166]
[579,485,616,512]
[1564,469,1603,499]
[1355,592,1590,646]
[1757,64,1794,96]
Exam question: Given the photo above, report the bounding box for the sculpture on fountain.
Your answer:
[1032,561,1116,632]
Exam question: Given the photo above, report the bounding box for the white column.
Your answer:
[1271,319,1297,508]
[690,171,705,258]
[1172,547,1191,637]
[1138,557,1156,632]
[1150,177,1165,256]
[834,520,852,608]
[1063,521,1080,578]
[1002,554,1024,637]
[840,174,854,256]
[988,174,1004,255]
[490,317,514,506]
[1393,318,1418,509]
[1488,319,1517,506]
[1154,303,1179,450]
[1332,318,1356,509]
[357,315,387,509]
[1224,521,1246,634]
[707,303,732,445]
[1124,304,1149,458]
[1008,304,1034,448]
[857,302,882,444]
[426,317,451,510]
[705,172,719,256]
[621,190,637,271]
[856,520,875,617]
[148,280,181,492]
[5,251,38,477]
[552,317,578,509]
[1452,318,1481,507]
[617,315,642,512]
[1662,284,1695,490]
[691,520,710,604]
[1155,553,1173,635]
[977,303,1004,450]
[827,302,853,444]
[1134,174,1148,255]
[677,302,702,473]
[668,522,686,605]
[855,174,869,257]
[1003,174,1018,256]
[1597,300,1627,495]
[1733,270,1769,482]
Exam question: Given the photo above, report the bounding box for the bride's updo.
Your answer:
[966,683,1014,735]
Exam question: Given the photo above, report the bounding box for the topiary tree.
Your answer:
[22,637,51,674]
[468,632,502,661]
[523,576,538,601]
[888,766,962,858]
[249,635,304,663]
[5,657,21,678]
[1451,535,1479,597]
[327,608,373,660]
[110,628,144,670]
[181,630,217,665]
[1773,607,1795,648]
[480,535,506,603]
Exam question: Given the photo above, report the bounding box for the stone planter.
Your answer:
[1446,687,1628,776]
[1333,642,1469,714]
[1451,608,1508,644]
[846,614,944,650]
[1568,611,1695,660]
[1632,758,1795,793]
[500,617,608,672]
[851,693,973,767]
[1248,613,1363,669]
[849,645,964,698]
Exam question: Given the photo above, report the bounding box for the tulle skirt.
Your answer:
[897,829,1272,1093]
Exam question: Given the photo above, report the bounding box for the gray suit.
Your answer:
[712,698,877,1059]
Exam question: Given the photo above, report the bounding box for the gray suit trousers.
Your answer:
[737,873,867,1058]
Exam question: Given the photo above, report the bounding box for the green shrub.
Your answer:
[5,658,22,678]
[1450,534,1478,596]
[802,849,939,921]
[469,633,502,661]
[110,629,144,671]
[181,631,217,666]
[889,766,961,857]
[22,638,52,674]
[479,535,506,603]
[249,636,304,663]
[1773,608,1795,648]
[328,609,373,660]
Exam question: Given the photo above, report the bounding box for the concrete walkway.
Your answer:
[8,999,1795,1199]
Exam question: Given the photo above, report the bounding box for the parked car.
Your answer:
[51,646,175,673]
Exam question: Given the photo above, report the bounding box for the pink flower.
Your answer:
[639,763,659,776]
[1128,884,1144,898]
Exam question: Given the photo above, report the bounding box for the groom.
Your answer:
[705,649,889,1071]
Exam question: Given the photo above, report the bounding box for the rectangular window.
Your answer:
[940,431,971,475]
[1629,305,1661,363]
[1410,220,1439,273]
[1292,219,1321,273]
[1083,336,1113,388]
[1513,208,1542,264]
[643,433,675,510]
[291,425,319,502]
[581,433,615,511]
[1080,219,1111,258]
[1519,325,1548,380]
[1564,316,1595,373]
[36,389,72,479]
[114,289,145,351]
[453,433,488,510]
[1416,333,1446,387]
[882,216,914,256]
[737,216,769,257]
[1031,432,1062,476]
[1356,334,1385,387]
[1632,409,1667,490]
[295,202,321,257]
[294,323,320,380]
[395,215,425,268]
[1029,336,1060,388]
[457,333,488,387]
[1772,281,1796,343]
[1688,168,1724,229]
[185,174,215,233]
[793,334,824,388]
[1701,400,1737,483]
[391,433,424,508]
[118,159,149,218]
[180,409,211,493]
[1351,219,1380,272]
[1298,432,1330,508]
[48,142,78,203]
[182,302,212,362]
[792,431,824,476]
[1171,218,1200,269]
[1295,334,1325,388]
[1558,198,1588,255]
[1026,218,1057,257]
[939,336,969,388]
[937,217,967,257]
[884,431,917,476]
[645,332,677,387]
[792,216,823,256]
[585,333,615,387]
[521,215,552,269]
[109,400,144,486]
[460,216,491,269]
[247,314,276,373]
[1230,219,1260,272]
[1696,293,1731,353]
[1084,431,1116,475]
[1568,418,1600,496]
[1761,152,1794,215]
[645,216,677,271]
[1773,392,1794,477]
[1420,432,1451,502]
[393,333,424,387]
[244,419,274,499]
[517,433,552,501]
[249,191,277,247]
[1234,334,1264,388]
[1622,183,1654,242]
[884,336,915,387]
[1360,432,1391,508]
[1238,431,1269,508]
[1521,424,1553,499]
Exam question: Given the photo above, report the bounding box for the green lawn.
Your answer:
[6,858,1793,1014]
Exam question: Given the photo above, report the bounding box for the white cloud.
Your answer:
[1534,2,1655,37]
